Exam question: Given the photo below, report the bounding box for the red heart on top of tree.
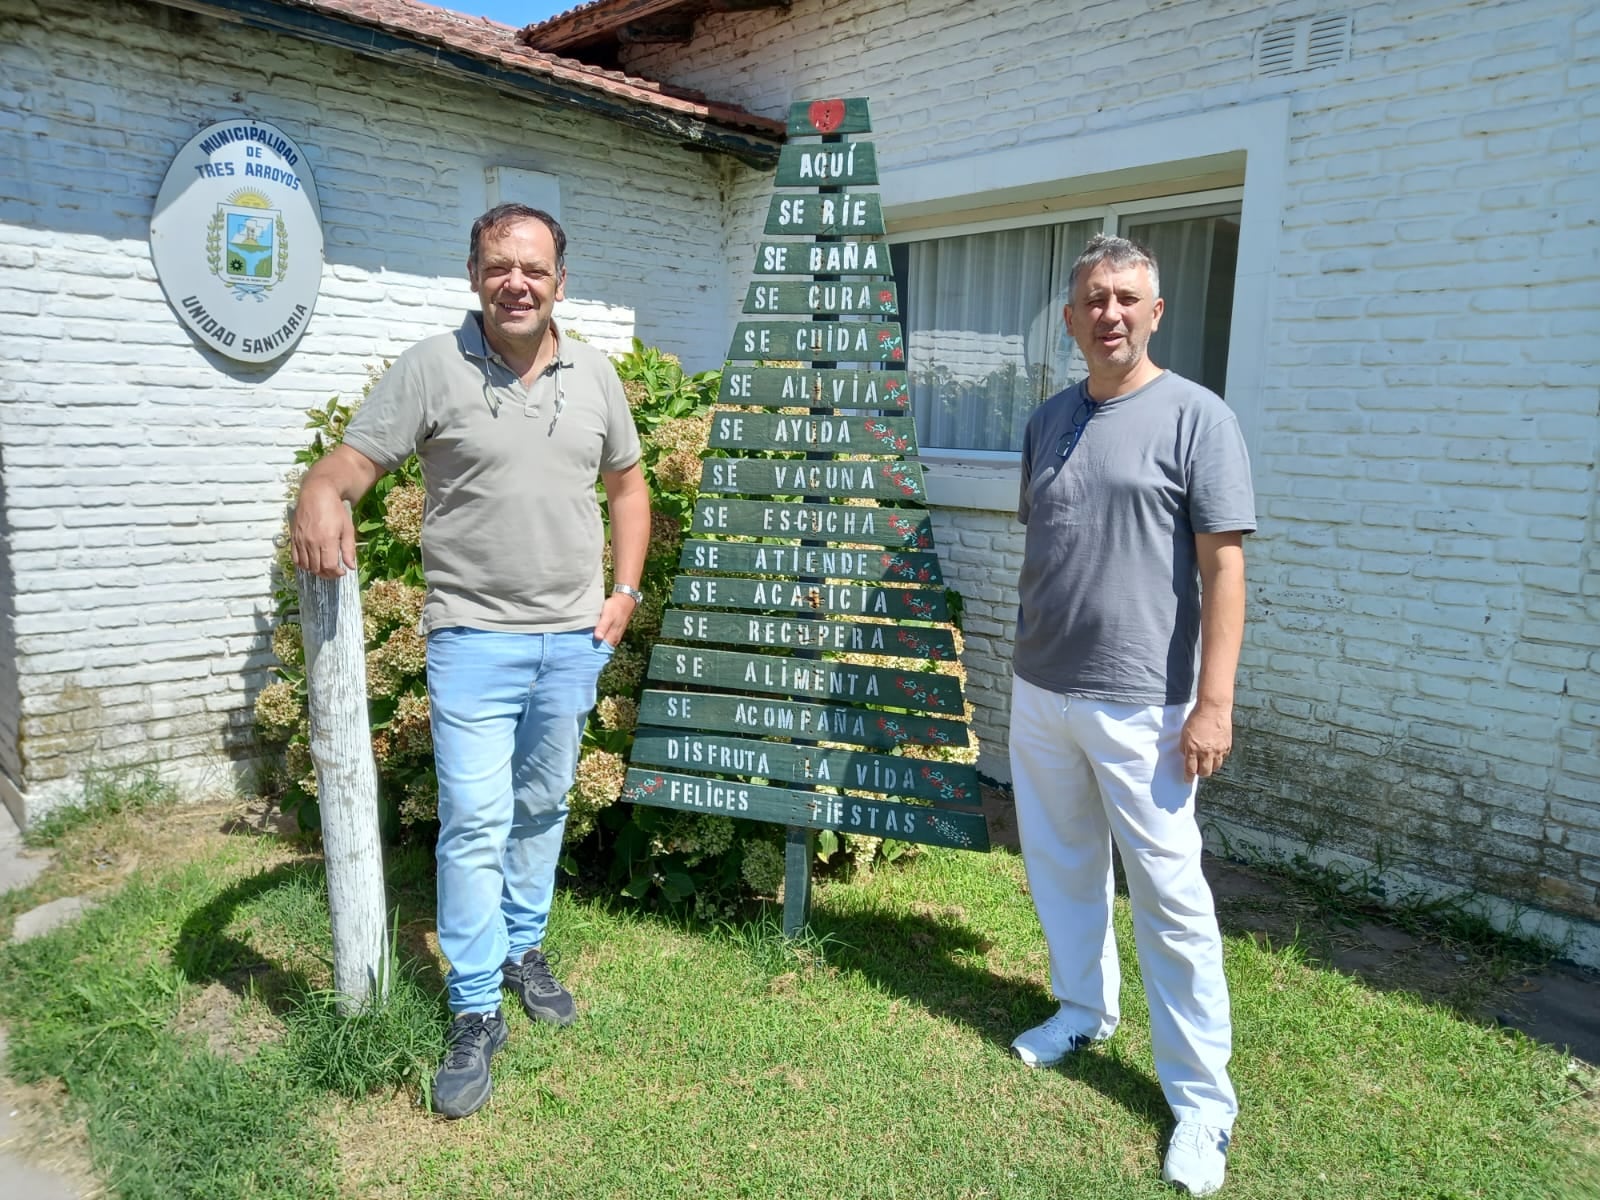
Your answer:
[808,99,846,133]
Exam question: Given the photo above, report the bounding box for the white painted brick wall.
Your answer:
[626,0,1600,956]
[925,508,1024,782]
[0,0,757,816]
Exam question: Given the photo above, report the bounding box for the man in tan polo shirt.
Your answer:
[292,204,649,1118]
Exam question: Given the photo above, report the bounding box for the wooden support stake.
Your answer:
[782,825,816,938]
[297,563,390,1013]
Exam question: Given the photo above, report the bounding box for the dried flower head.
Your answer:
[399,772,439,826]
[566,749,627,842]
[649,413,712,495]
[270,622,304,670]
[364,578,425,631]
[366,655,401,699]
[379,626,427,678]
[389,690,432,759]
[596,695,638,733]
[383,483,425,546]
[254,680,302,736]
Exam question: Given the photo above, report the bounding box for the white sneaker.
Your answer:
[1161,1121,1230,1195]
[1009,1006,1095,1067]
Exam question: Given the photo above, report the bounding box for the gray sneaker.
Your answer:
[432,1010,508,1119]
[503,947,577,1026]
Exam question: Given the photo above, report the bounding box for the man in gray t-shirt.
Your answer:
[1008,234,1254,1197]
[292,205,648,1120]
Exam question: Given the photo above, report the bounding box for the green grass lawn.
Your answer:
[0,804,1595,1200]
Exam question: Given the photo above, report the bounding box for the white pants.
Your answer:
[1009,674,1238,1130]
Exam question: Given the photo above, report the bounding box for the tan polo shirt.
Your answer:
[344,314,641,634]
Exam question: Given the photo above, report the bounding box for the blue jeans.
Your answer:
[427,627,613,1014]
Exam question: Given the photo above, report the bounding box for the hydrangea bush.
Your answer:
[256,341,975,914]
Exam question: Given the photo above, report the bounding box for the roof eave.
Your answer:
[144,0,783,168]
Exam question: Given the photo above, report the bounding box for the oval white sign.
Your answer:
[150,119,324,364]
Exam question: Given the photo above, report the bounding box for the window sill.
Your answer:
[914,453,1020,512]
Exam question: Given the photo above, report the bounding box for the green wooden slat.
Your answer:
[678,540,943,585]
[646,645,963,714]
[744,280,898,317]
[708,412,918,453]
[670,575,946,620]
[638,689,972,752]
[699,458,925,501]
[632,726,981,805]
[784,826,814,937]
[670,575,948,621]
[785,97,872,136]
[623,768,988,851]
[751,241,891,276]
[764,193,885,236]
[660,609,957,661]
[691,499,934,548]
[729,321,904,363]
[717,367,908,409]
[774,140,879,188]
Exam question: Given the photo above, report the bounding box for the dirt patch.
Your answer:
[35,797,298,904]
[220,798,305,841]
[321,1091,421,1199]
[0,1061,104,1199]
[171,981,285,1063]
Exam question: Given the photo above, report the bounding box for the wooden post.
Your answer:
[782,826,816,939]
[297,563,390,1012]
[779,128,844,943]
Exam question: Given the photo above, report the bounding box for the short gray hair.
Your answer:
[1067,233,1160,301]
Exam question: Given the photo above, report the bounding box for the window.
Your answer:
[890,195,1241,455]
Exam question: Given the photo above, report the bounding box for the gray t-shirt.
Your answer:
[344,314,641,635]
[1015,371,1255,705]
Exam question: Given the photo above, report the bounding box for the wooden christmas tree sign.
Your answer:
[621,97,989,935]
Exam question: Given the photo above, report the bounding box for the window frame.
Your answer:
[889,186,1246,465]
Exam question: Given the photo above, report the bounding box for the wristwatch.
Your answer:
[612,583,643,605]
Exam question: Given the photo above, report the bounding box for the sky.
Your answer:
[438,1,576,27]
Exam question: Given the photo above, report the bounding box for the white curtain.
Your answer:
[905,219,1097,453]
[1125,212,1239,395]
[900,210,1237,451]
[905,228,1045,453]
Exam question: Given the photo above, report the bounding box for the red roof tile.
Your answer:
[237,0,784,139]
[521,0,702,54]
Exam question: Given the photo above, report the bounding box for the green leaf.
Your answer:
[659,871,695,903]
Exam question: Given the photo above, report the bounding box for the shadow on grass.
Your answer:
[172,858,322,1013]
[815,901,1171,1129]
[990,783,1594,1060]
[172,846,450,1016]
[550,833,1173,1125]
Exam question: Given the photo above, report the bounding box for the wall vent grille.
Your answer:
[1256,15,1352,76]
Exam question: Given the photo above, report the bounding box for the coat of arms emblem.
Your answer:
[206,191,288,299]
